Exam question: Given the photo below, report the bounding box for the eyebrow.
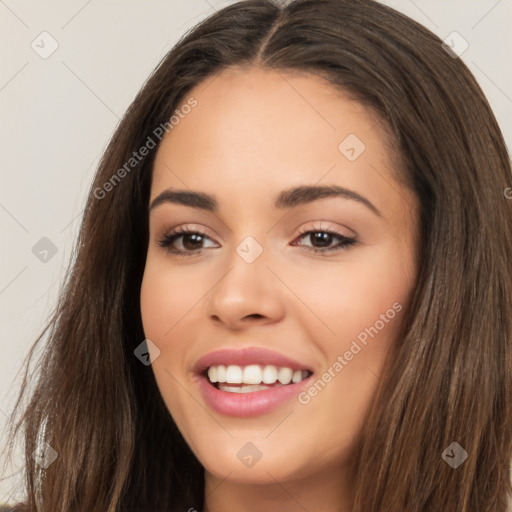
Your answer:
[149,185,382,218]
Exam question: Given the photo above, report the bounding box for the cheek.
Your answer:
[140,259,206,341]
[140,271,173,341]
[286,247,414,342]
[139,260,210,408]
[140,265,198,435]
[289,253,411,442]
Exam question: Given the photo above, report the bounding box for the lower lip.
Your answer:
[197,375,311,417]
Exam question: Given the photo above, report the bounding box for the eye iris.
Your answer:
[183,233,204,250]
[311,232,332,247]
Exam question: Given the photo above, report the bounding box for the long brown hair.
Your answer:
[2,0,511,510]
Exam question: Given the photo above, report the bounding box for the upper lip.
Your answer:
[194,347,314,375]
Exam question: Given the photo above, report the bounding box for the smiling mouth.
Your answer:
[204,364,313,393]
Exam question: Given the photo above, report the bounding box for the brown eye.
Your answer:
[157,227,218,256]
[308,232,334,248]
[180,233,205,251]
[292,229,356,254]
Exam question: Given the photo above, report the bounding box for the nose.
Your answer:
[206,249,286,330]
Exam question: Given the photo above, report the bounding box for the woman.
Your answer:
[2,0,511,510]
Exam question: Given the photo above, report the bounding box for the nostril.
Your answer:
[245,314,264,320]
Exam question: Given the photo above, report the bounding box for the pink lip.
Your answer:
[194,347,314,417]
[198,376,312,417]
[193,347,313,374]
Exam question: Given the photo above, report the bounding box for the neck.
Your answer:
[202,464,354,512]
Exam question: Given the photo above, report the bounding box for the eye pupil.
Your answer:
[183,233,203,250]
[311,232,332,247]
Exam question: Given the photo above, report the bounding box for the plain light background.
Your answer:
[1,0,511,505]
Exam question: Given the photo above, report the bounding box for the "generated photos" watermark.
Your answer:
[298,301,403,405]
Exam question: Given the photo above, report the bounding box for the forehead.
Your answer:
[150,66,404,217]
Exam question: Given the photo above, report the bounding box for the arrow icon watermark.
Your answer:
[134,339,161,366]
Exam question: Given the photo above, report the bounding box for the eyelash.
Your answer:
[157,225,357,257]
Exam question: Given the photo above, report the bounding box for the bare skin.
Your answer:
[140,66,420,512]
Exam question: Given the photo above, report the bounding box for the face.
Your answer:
[140,66,419,489]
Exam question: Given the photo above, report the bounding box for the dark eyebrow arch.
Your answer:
[149,190,217,212]
[149,185,382,218]
[275,185,382,217]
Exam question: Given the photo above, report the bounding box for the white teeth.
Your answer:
[243,365,263,384]
[218,383,274,393]
[206,364,310,386]
[225,365,243,384]
[262,365,277,384]
[292,369,303,383]
[207,366,217,383]
[216,365,227,383]
[277,367,293,385]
